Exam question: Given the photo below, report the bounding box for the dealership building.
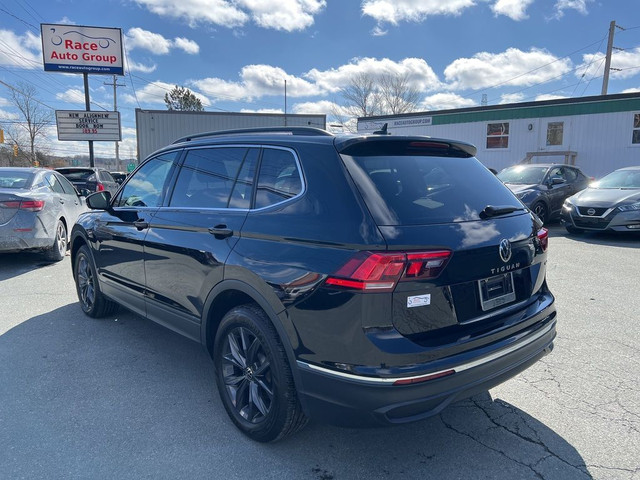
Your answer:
[358,92,640,178]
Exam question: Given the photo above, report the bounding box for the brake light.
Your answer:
[97,183,105,192]
[325,250,451,292]
[0,200,44,211]
[537,228,549,252]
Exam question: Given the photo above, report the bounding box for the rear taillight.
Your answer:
[97,183,105,192]
[537,228,549,252]
[0,200,44,211]
[325,250,451,292]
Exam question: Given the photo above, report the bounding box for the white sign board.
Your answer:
[55,110,122,141]
[41,24,123,75]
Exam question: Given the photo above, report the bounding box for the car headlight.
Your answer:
[562,199,574,211]
[515,189,534,199]
[617,202,640,212]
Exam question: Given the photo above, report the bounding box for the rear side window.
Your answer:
[169,147,254,208]
[254,148,302,209]
[115,153,177,207]
[342,154,521,226]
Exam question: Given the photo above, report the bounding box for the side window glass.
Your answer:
[102,171,116,183]
[564,169,577,182]
[115,152,177,207]
[45,173,65,194]
[55,173,78,195]
[228,148,259,209]
[255,148,302,209]
[169,147,248,208]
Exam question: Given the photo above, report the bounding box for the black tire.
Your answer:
[565,224,584,234]
[73,245,118,318]
[531,202,548,224]
[43,220,67,262]
[213,304,308,442]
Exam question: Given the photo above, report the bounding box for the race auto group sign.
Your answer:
[41,24,124,75]
[55,110,122,141]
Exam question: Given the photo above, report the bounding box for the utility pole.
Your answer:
[601,20,625,95]
[284,79,287,126]
[104,75,126,170]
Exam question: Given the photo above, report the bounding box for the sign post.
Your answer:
[41,24,124,167]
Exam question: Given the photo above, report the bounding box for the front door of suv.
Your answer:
[142,146,259,340]
[91,153,178,316]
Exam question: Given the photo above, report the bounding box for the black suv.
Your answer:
[70,127,556,442]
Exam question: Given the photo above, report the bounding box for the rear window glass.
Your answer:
[57,169,96,181]
[0,171,33,189]
[342,154,521,226]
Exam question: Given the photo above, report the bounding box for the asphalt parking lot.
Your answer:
[0,224,638,480]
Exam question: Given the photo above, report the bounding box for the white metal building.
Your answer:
[358,92,640,178]
[136,109,326,161]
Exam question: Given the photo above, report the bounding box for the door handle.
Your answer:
[208,225,233,239]
[133,219,150,231]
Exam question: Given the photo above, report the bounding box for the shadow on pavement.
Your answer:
[0,304,591,479]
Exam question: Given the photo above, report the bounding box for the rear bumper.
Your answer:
[295,312,556,427]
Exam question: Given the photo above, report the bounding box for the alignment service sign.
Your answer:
[56,111,122,141]
[41,24,123,75]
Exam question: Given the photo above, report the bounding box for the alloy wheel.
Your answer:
[76,255,95,311]
[220,326,274,424]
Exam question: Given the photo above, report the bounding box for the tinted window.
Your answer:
[101,171,116,183]
[115,153,177,207]
[58,169,96,181]
[498,166,548,184]
[169,147,250,208]
[229,149,259,209]
[343,154,521,226]
[254,148,302,209]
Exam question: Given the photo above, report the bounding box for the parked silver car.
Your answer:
[0,167,87,261]
[561,166,640,233]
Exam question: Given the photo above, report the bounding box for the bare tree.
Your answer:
[339,73,381,118]
[9,82,52,166]
[379,72,421,115]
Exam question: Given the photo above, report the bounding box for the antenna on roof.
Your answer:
[373,123,390,135]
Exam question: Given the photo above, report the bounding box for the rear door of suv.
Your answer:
[141,146,259,340]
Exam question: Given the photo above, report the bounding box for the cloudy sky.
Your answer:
[1,0,639,160]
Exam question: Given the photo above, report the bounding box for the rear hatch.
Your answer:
[339,137,548,347]
[56,169,98,193]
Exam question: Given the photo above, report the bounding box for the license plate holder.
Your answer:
[478,272,516,311]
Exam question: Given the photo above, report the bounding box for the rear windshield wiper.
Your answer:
[480,205,525,219]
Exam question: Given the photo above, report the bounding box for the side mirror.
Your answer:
[85,191,112,210]
[551,178,566,185]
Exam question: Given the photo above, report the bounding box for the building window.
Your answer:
[546,122,564,146]
[633,114,640,144]
[486,123,509,149]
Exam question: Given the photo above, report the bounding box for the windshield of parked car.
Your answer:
[497,166,548,185]
[592,169,640,189]
[0,170,33,189]
[342,154,521,226]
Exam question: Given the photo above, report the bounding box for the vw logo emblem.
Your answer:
[499,239,512,263]
[587,208,596,216]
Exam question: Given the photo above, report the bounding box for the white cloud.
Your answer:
[622,87,640,93]
[193,65,320,102]
[307,57,441,93]
[125,28,200,56]
[553,0,592,19]
[0,30,42,69]
[499,93,525,104]
[444,48,573,90]
[420,93,476,111]
[125,28,173,54]
[239,108,283,114]
[0,108,19,120]
[0,97,11,107]
[126,59,158,74]
[576,48,640,81]
[132,0,325,31]
[55,89,86,105]
[292,100,340,115]
[492,0,534,21]
[173,37,199,54]
[361,0,476,25]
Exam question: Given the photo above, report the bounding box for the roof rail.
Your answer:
[172,126,333,144]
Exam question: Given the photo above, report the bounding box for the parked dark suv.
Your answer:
[497,163,590,224]
[56,167,119,196]
[70,127,556,442]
